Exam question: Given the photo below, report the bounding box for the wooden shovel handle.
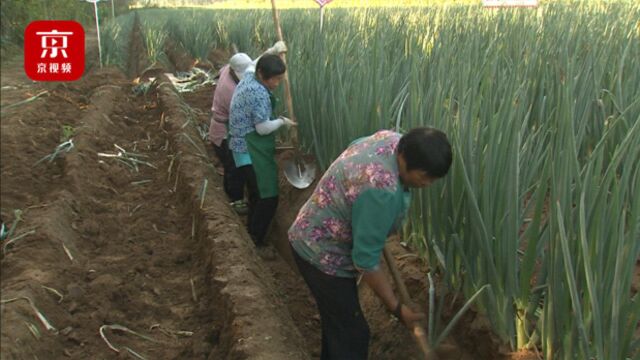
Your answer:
[383,246,439,360]
[270,0,298,147]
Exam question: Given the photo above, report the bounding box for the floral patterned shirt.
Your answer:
[228,72,272,153]
[289,130,411,278]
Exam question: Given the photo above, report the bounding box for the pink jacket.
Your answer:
[208,65,238,146]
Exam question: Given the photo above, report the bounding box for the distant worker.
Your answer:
[288,127,453,359]
[208,41,287,215]
[228,54,296,250]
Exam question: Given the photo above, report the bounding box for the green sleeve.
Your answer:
[351,188,399,272]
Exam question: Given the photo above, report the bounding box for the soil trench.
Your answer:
[1,67,219,359]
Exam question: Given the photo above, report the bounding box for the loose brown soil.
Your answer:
[1,63,217,358]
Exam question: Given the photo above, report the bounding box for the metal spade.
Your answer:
[283,152,317,189]
[270,0,317,189]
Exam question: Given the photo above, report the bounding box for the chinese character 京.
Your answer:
[36,30,73,59]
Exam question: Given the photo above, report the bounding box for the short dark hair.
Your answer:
[397,127,452,178]
[256,54,286,80]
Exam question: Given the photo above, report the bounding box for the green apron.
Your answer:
[245,92,279,199]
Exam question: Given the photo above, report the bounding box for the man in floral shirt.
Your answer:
[289,127,452,359]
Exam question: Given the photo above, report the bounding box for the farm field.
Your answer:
[1,1,639,359]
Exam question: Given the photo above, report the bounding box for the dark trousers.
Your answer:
[240,164,278,246]
[213,139,245,202]
[292,247,370,360]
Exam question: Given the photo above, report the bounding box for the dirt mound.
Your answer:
[126,13,150,78]
[164,38,195,74]
[2,67,210,359]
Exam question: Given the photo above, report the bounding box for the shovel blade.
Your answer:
[283,158,316,189]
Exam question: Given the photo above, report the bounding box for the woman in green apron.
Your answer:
[208,41,288,215]
[228,54,296,247]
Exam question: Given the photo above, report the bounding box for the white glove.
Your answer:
[267,41,287,55]
[279,116,297,127]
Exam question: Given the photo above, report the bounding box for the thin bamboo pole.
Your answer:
[269,0,298,146]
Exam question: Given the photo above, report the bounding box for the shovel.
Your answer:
[383,246,440,360]
[270,0,317,189]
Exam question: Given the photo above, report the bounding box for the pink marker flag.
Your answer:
[314,0,333,6]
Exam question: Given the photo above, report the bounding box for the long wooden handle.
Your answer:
[270,0,298,146]
[383,246,439,360]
